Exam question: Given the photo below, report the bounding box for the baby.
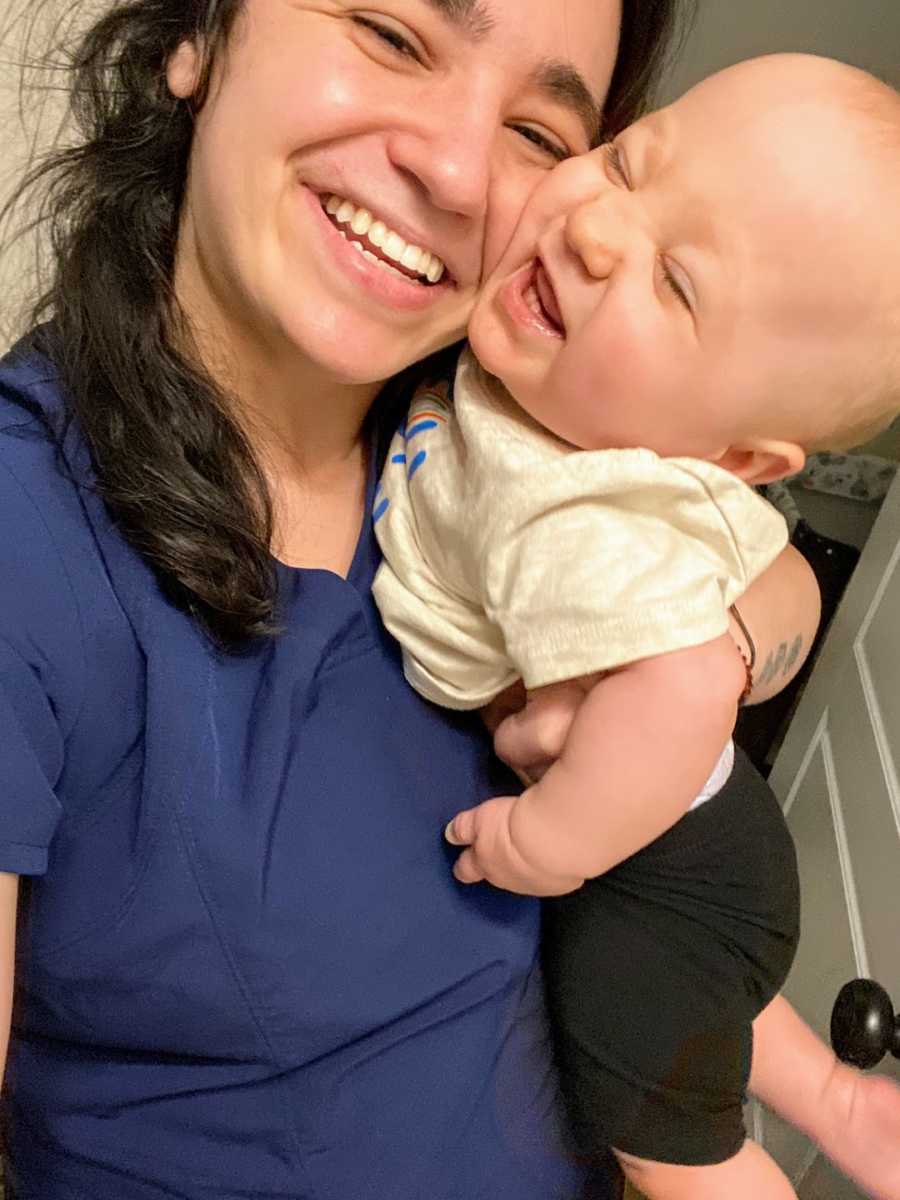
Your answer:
[373,55,900,1199]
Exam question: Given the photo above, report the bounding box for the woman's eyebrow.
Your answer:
[424,0,496,40]
[423,2,602,146]
[533,60,603,147]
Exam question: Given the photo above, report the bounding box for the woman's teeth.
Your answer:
[323,194,446,285]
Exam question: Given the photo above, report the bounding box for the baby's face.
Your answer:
[469,56,893,460]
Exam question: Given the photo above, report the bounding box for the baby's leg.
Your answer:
[542,749,800,1175]
[616,996,900,1200]
[616,1141,795,1200]
[752,994,900,1199]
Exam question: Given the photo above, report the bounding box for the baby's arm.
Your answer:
[483,545,820,788]
[447,632,746,894]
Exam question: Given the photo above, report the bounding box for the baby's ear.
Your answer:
[712,438,806,485]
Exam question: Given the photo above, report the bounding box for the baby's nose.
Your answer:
[565,201,622,279]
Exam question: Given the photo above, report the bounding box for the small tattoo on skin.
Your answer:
[755,634,803,691]
[758,652,776,687]
[771,641,787,678]
[759,639,791,686]
[783,634,803,676]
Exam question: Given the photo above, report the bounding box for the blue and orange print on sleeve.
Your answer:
[373,383,450,526]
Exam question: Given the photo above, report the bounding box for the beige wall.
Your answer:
[0,11,38,345]
[662,0,900,100]
[0,2,103,344]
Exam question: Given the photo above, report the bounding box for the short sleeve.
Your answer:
[373,384,519,709]
[0,639,64,875]
[372,541,517,711]
[481,454,788,690]
[0,450,83,874]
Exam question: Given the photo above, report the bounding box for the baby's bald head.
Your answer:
[694,55,900,452]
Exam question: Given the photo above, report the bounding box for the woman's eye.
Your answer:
[603,142,629,186]
[511,125,569,163]
[352,16,422,62]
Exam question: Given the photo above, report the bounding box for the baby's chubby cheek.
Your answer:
[466,288,502,366]
[537,350,621,449]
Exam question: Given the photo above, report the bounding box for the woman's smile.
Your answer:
[321,193,447,285]
[301,183,456,314]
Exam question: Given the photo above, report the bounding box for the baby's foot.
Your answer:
[818,1064,900,1199]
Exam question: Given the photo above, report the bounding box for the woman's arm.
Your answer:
[730,544,821,706]
[0,873,18,1082]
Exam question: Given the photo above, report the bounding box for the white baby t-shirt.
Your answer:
[373,349,788,711]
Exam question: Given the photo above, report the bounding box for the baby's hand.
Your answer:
[491,678,597,784]
[445,796,584,896]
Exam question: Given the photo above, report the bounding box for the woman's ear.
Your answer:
[166,40,202,101]
[712,438,806,486]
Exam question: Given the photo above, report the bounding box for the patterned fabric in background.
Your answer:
[763,452,898,534]
[794,451,898,502]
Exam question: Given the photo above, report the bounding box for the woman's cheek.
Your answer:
[482,169,547,281]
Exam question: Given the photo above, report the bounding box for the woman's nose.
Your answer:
[385,96,494,220]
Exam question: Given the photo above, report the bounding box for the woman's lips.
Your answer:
[302,184,455,313]
[497,260,566,340]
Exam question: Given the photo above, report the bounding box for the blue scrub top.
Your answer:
[0,338,612,1199]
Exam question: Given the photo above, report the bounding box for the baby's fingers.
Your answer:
[445,808,488,885]
[445,807,477,847]
[452,848,486,886]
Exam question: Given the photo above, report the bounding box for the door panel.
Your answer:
[763,475,900,1195]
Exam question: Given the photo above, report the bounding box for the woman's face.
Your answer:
[169,0,620,387]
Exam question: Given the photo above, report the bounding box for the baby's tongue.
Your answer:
[535,262,565,333]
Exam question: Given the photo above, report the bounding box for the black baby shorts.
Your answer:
[542,745,800,1167]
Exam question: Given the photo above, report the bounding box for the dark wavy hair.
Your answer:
[2,0,694,648]
[604,0,696,139]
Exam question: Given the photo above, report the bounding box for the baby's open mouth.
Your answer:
[527,259,566,336]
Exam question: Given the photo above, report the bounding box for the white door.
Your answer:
[758,473,900,1196]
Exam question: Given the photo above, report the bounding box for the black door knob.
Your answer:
[831,978,900,1069]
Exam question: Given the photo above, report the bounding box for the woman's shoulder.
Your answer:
[0,329,78,489]
[0,335,98,584]
[0,332,99,720]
